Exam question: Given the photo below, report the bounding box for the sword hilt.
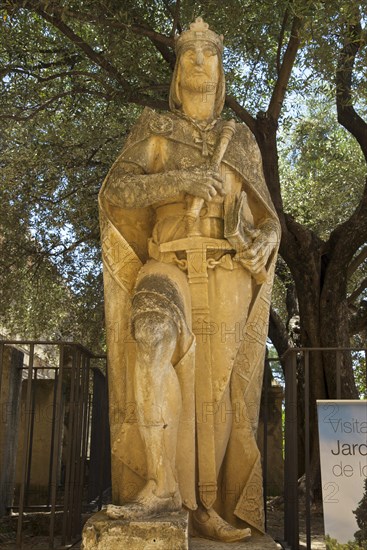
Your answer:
[186,120,236,236]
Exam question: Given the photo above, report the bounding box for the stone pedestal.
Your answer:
[81,509,189,550]
[190,533,280,549]
[81,510,280,550]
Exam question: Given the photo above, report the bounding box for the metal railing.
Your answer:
[0,340,109,549]
[282,346,367,550]
[1,341,366,549]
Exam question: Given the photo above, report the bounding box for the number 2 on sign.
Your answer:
[323,481,339,503]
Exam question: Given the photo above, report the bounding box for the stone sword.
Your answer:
[185,119,236,237]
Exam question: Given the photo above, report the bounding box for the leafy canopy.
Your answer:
[0,0,366,351]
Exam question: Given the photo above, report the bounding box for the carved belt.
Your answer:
[154,203,224,240]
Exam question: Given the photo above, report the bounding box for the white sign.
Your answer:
[317,400,367,544]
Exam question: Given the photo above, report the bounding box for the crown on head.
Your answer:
[175,17,224,54]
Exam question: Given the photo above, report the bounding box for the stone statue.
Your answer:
[99,17,280,543]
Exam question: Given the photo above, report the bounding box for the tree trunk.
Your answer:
[254,114,359,498]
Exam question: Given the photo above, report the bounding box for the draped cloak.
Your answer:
[99,107,280,534]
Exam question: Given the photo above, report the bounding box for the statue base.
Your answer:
[81,509,189,550]
[190,533,280,548]
[81,509,279,549]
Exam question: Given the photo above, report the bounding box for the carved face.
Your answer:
[178,42,219,94]
[169,39,225,117]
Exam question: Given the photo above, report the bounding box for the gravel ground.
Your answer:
[0,501,325,550]
[266,498,325,549]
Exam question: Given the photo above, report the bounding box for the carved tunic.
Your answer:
[99,108,280,533]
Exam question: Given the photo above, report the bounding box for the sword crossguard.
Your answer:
[160,237,232,276]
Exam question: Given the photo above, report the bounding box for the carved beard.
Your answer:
[169,58,225,117]
[179,72,217,94]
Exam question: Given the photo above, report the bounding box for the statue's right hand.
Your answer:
[178,167,225,201]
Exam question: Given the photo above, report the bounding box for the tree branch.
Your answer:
[0,53,82,74]
[336,20,367,162]
[32,6,132,88]
[22,1,176,67]
[170,0,182,35]
[268,15,303,121]
[349,300,367,336]
[18,1,168,109]
[225,94,256,132]
[276,7,290,76]
[0,82,159,122]
[325,18,367,275]
[47,235,97,257]
[281,213,323,272]
[1,94,168,121]
[286,281,299,325]
[348,246,367,278]
[19,1,174,46]
[269,307,290,358]
[348,277,367,305]
[0,88,106,121]
[326,179,367,279]
[1,65,118,97]
[129,18,175,67]
[129,23,174,48]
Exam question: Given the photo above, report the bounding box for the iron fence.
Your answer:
[281,346,367,550]
[0,340,109,549]
[1,341,366,549]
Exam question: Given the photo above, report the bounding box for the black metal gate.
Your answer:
[0,340,110,548]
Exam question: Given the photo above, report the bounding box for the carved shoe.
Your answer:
[191,507,251,542]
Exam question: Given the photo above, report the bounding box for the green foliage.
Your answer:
[325,535,367,549]
[0,0,366,353]
[352,347,367,398]
[280,99,366,240]
[0,5,145,349]
[324,478,367,548]
[353,477,367,545]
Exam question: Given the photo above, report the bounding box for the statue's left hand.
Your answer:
[234,221,278,276]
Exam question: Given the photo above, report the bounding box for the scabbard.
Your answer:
[159,237,232,509]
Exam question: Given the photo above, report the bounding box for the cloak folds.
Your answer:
[99,108,280,534]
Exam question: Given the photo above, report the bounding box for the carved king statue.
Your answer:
[99,17,280,543]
